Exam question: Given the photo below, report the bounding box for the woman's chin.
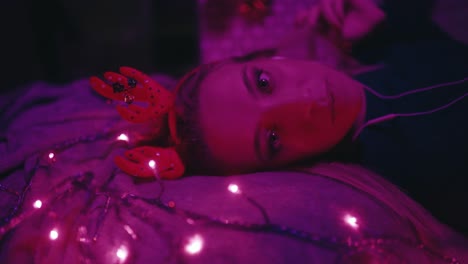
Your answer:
[352,84,368,135]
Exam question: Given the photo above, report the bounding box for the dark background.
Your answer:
[0,0,199,93]
[1,0,467,94]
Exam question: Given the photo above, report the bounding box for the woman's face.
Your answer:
[198,58,365,173]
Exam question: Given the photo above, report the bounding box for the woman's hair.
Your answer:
[172,61,222,174]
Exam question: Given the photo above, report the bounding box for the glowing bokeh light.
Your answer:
[168,201,176,208]
[49,229,59,240]
[116,245,129,262]
[344,214,359,229]
[48,152,55,159]
[148,160,156,169]
[123,225,137,240]
[228,184,240,194]
[117,133,129,142]
[185,234,204,255]
[33,200,42,209]
[77,226,89,243]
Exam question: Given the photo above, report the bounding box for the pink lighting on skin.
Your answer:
[185,234,204,255]
[117,133,129,142]
[228,184,240,194]
[344,214,359,229]
[49,229,59,240]
[33,200,42,209]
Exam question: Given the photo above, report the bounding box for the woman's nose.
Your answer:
[301,79,328,104]
[304,93,330,121]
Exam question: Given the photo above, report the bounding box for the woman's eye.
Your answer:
[255,69,273,94]
[266,129,281,159]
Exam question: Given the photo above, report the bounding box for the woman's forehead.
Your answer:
[198,61,261,170]
[199,61,258,127]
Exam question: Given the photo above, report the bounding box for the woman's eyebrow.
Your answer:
[242,65,258,99]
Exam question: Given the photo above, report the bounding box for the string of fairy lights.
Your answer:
[0,130,461,263]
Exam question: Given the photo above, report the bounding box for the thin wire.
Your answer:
[353,91,468,141]
[395,92,468,117]
[362,77,468,100]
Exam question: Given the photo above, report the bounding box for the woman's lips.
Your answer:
[305,80,335,123]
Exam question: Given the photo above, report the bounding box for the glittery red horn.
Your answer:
[90,67,185,179]
[90,66,175,123]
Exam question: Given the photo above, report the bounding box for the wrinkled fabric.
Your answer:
[0,78,466,263]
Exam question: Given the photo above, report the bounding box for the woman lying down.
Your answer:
[1,0,468,263]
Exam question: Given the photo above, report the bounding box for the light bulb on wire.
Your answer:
[228,184,240,194]
[117,133,129,142]
[344,214,359,229]
[185,234,204,255]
